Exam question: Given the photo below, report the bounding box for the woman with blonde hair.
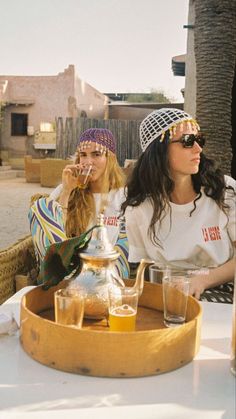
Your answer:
[29,128,129,281]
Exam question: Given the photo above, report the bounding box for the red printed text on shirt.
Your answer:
[104,216,119,226]
[202,226,221,242]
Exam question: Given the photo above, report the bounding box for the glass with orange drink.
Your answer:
[76,164,92,189]
[108,286,138,332]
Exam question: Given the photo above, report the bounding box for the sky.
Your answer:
[0,0,189,102]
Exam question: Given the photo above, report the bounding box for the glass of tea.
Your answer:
[149,264,170,284]
[77,164,92,189]
[54,288,85,328]
[108,286,139,332]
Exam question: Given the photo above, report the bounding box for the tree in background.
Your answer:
[0,102,3,165]
[195,0,236,177]
[126,89,171,103]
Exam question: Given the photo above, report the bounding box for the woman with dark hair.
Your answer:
[122,108,236,301]
[29,128,129,280]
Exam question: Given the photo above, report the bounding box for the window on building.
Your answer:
[11,113,28,136]
[80,110,87,118]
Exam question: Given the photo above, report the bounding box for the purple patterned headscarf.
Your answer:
[77,128,116,154]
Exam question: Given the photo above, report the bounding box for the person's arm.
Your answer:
[125,206,149,263]
[189,247,236,299]
[28,163,80,262]
[190,178,236,299]
[28,197,67,263]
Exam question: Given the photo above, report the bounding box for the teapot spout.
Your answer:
[132,259,155,297]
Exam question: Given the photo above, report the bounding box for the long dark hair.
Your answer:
[121,131,234,245]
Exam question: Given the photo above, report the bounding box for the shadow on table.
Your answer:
[0,337,234,418]
[200,337,231,356]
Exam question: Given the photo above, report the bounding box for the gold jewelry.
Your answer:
[100,193,108,215]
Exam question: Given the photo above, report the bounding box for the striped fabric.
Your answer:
[29,197,67,263]
[114,216,130,279]
[28,197,130,282]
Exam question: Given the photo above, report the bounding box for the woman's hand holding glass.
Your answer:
[62,164,80,194]
[62,164,92,194]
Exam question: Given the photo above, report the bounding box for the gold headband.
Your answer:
[160,119,200,142]
[77,141,107,154]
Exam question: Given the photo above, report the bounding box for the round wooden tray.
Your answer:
[20,280,202,377]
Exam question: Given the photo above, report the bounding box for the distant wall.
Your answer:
[109,106,154,120]
[74,76,109,119]
[108,103,184,120]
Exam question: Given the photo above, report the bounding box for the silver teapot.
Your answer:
[69,214,152,319]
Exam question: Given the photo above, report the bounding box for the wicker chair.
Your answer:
[0,193,52,304]
[0,235,38,304]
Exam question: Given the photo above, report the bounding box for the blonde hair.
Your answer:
[65,151,125,237]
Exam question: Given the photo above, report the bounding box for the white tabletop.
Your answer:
[0,287,235,419]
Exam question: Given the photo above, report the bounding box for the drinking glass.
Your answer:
[149,264,170,284]
[54,288,85,328]
[108,287,139,332]
[77,164,92,189]
[162,270,190,328]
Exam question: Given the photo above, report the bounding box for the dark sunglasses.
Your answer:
[171,133,205,148]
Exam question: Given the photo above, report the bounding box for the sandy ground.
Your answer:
[0,178,54,250]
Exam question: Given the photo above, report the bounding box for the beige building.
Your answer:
[0,65,109,168]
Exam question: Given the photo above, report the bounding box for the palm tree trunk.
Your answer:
[231,66,236,179]
[194,0,236,175]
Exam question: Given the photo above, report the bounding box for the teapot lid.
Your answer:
[79,213,120,260]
